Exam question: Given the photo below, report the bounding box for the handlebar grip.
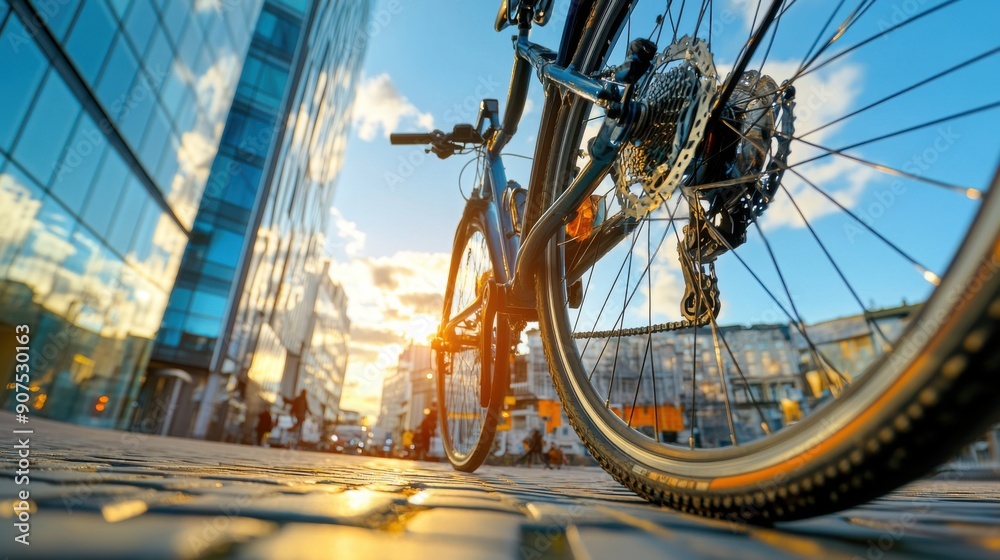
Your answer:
[389,133,433,145]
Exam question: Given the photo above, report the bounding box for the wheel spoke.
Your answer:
[798,0,961,81]
[754,222,851,395]
[794,100,1000,172]
[778,182,893,352]
[797,0,848,77]
[708,308,739,445]
[709,0,783,126]
[580,218,650,361]
[802,46,1000,139]
[721,117,988,197]
[784,163,943,285]
[792,0,877,83]
[607,225,638,407]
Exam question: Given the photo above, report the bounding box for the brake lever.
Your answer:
[429,141,463,159]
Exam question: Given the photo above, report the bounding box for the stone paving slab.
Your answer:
[2,412,999,559]
[405,508,525,543]
[236,523,516,560]
[0,511,276,559]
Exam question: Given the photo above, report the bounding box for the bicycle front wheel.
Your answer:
[437,213,510,471]
[535,0,1000,521]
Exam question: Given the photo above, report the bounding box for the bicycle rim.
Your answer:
[534,0,1000,520]
[438,217,507,471]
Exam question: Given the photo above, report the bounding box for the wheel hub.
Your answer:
[692,71,795,261]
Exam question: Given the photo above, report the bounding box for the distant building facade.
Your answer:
[296,261,350,423]
[376,344,435,443]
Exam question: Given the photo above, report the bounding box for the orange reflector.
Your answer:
[566,195,603,240]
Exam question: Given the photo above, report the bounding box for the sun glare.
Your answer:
[401,315,438,343]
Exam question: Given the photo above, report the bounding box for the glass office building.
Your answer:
[226,0,368,440]
[0,0,366,436]
[0,0,259,428]
[143,0,369,440]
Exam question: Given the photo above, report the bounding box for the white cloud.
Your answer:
[328,207,367,258]
[352,73,434,141]
[729,0,765,30]
[176,129,218,185]
[331,249,451,417]
[195,55,240,123]
[523,97,535,117]
[194,0,221,12]
[762,161,875,230]
[710,58,868,230]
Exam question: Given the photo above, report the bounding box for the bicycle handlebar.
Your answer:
[389,133,434,145]
[389,125,485,159]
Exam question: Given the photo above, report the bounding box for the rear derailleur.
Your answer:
[678,211,721,324]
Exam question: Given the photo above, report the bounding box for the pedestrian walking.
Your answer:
[413,405,438,461]
[282,389,311,449]
[546,443,564,470]
[517,429,545,467]
[255,409,274,446]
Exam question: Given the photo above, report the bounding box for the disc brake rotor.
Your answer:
[614,36,717,219]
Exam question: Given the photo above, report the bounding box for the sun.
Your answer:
[399,314,438,343]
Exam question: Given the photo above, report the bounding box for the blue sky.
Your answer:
[330,0,1000,417]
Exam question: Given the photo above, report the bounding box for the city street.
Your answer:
[2,412,998,559]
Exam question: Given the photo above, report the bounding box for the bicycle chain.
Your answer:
[571,318,708,339]
[572,242,718,339]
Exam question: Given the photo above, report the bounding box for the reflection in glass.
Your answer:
[0,17,48,151]
[11,71,81,186]
[1,0,263,432]
[81,150,128,237]
[64,0,115,81]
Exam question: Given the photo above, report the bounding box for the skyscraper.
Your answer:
[0,0,368,435]
[0,0,260,427]
[142,0,368,440]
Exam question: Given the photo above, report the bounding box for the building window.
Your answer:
[12,71,81,186]
[65,0,116,81]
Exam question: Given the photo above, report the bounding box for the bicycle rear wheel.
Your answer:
[437,213,510,471]
[534,0,1000,521]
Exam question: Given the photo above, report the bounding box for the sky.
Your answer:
[326,0,1000,419]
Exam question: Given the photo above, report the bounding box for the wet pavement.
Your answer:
[2,411,998,559]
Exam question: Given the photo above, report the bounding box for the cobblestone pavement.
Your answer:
[2,412,998,559]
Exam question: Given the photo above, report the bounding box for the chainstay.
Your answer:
[571,318,707,339]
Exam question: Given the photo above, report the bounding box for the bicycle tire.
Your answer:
[437,212,510,472]
[533,0,1000,521]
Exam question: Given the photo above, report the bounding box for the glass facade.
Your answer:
[0,0,258,428]
[298,262,350,422]
[147,0,369,440]
[152,0,308,371]
[221,0,370,441]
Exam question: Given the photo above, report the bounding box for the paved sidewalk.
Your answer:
[1,412,998,559]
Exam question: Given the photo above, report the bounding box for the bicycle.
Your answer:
[391,0,1000,522]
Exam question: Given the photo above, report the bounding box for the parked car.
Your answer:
[328,425,367,454]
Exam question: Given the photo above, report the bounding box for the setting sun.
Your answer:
[400,315,438,343]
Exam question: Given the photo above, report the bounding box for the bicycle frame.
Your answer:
[441,0,784,343]
[442,18,626,340]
